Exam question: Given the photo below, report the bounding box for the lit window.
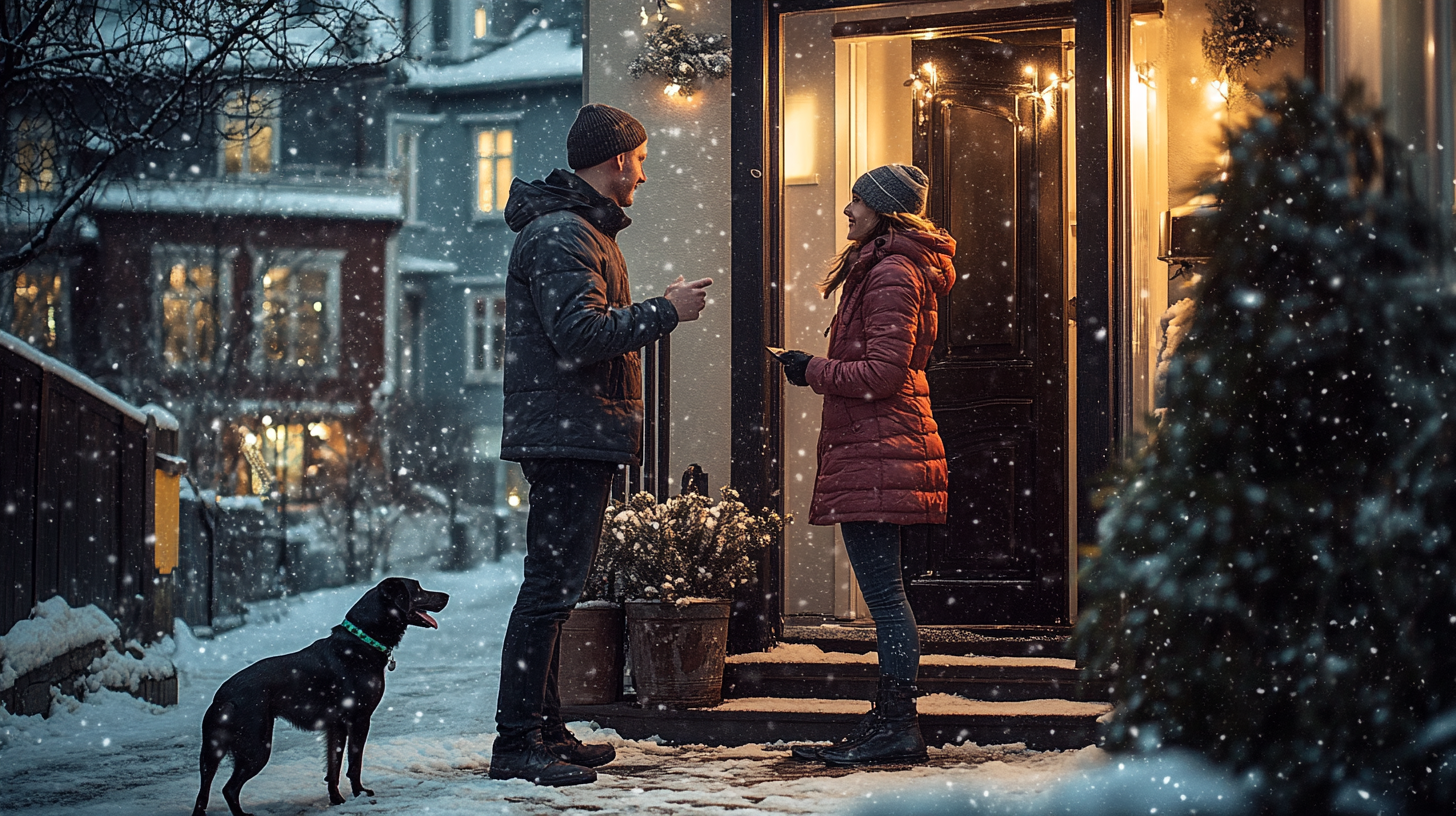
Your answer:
[15,117,56,193]
[221,89,277,175]
[475,128,513,214]
[154,246,231,370]
[11,265,63,350]
[465,292,507,382]
[255,250,341,376]
[474,4,489,38]
[236,418,349,500]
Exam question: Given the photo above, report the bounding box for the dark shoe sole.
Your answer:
[549,745,617,768]
[820,751,928,767]
[488,766,598,786]
[789,744,829,761]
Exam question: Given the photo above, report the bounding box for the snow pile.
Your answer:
[851,749,1252,815]
[0,598,119,691]
[83,639,176,695]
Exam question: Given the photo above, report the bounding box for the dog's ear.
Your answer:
[379,578,411,613]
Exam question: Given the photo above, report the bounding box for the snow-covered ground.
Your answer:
[0,557,1169,816]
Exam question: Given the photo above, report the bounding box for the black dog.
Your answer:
[192,577,449,816]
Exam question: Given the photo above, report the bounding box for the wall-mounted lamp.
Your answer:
[904,61,938,134]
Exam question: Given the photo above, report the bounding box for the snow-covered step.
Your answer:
[561,693,1110,751]
[725,644,1101,703]
[783,623,1072,658]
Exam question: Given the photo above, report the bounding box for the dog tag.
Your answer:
[388,657,396,672]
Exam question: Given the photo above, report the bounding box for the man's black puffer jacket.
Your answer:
[500,169,679,464]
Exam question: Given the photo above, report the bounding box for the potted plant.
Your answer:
[557,517,627,707]
[606,487,787,709]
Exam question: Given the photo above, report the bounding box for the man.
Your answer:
[489,103,712,787]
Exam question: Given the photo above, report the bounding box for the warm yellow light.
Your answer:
[784,93,817,183]
[262,415,273,426]
[1024,64,1035,76]
[244,433,257,446]
[265,427,277,441]
[507,493,521,507]
[664,83,681,97]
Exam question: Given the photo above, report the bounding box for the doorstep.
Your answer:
[725,644,1102,702]
[561,694,1110,751]
[783,623,1074,658]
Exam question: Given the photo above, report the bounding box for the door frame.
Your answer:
[728,0,1134,651]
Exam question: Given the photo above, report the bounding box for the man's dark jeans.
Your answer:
[494,458,618,741]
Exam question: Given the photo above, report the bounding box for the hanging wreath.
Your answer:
[628,8,730,99]
[1202,0,1293,86]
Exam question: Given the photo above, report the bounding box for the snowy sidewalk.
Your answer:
[0,558,1107,816]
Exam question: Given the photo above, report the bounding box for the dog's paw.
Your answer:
[328,789,346,805]
[353,786,375,798]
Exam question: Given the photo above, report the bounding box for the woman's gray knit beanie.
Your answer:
[852,163,929,214]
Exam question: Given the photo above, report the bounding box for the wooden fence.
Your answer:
[0,332,181,643]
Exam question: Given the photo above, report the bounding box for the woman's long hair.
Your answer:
[819,210,940,298]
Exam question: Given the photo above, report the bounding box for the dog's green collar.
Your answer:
[342,619,395,670]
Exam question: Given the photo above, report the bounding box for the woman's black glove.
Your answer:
[779,350,813,387]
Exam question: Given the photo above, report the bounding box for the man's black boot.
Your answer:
[488,730,597,786]
[818,676,927,766]
[543,719,616,768]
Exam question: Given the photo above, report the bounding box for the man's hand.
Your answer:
[664,276,713,322]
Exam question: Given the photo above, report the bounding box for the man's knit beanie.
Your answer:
[567,104,648,170]
[852,163,929,214]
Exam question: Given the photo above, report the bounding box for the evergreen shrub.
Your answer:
[1075,78,1456,813]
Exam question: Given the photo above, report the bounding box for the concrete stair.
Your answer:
[560,626,1110,751]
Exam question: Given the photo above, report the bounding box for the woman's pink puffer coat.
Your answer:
[805,227,956,526]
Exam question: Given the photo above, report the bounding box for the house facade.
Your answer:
[583,0,1456,648]
[385,0,584,514]
[5,1,587,542]
[69,77,401,514]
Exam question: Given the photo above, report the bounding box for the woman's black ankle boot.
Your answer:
[789,704,880,761]
[818,675,927,766]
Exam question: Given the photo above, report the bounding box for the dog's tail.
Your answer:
[193,699,234,816]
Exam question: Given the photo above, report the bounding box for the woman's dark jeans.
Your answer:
[494,458,618,742]
[841,521,920,683]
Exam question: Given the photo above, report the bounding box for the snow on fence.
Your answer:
[0,331,182,645]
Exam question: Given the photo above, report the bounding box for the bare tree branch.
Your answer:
[0,0,403,283]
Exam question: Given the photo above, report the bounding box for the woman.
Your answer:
[777,163,954,767]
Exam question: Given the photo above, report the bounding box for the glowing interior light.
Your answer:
[663,83,681,97]
[1024,64,1035,76]
[261,415,273,426]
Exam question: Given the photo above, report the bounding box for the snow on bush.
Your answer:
[1076,78,1456,813]
[83,639,176,695]
[0,598,119,691]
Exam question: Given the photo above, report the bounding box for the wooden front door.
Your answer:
[905,33,1069,625]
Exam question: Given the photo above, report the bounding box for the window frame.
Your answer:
[218,87,280,178]
[463,288,507,384]
[392,129,421,224]
[249,248,344,379]
[472,126,514,218]
[389,113,445,226]
[151,244,236,373]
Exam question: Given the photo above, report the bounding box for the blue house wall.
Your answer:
[386,7,582,511]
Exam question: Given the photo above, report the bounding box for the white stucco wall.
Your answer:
[583,0,733,493]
